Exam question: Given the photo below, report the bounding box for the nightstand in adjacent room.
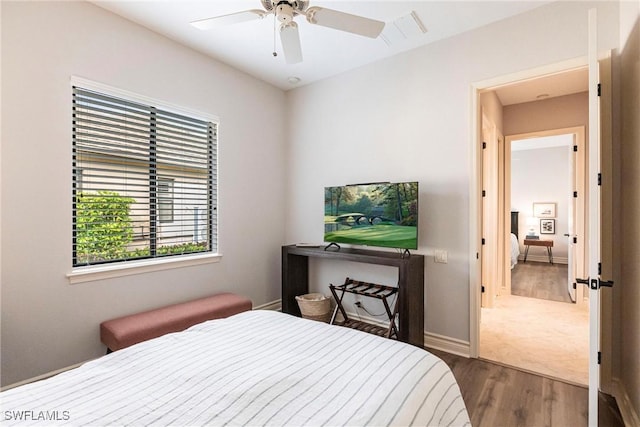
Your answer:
[523,239,554,264]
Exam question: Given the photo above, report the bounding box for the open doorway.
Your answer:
[475,66,590,385]
[510,133,575,304]
[482,128,589,385]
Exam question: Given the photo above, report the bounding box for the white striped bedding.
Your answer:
[1,310,470,426]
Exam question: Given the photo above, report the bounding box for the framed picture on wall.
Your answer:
[540,219,555,234]
[533,202,556,218]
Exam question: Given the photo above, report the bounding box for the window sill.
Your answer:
[67,253,222,285]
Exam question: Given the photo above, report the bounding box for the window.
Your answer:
[72,86,217,267]
[158,178,174,223]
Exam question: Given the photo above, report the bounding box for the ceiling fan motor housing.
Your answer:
[263,1,309,22]
[276,3,295,23]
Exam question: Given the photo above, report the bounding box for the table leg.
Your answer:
[547,246,553,264]
[524,245,530,262]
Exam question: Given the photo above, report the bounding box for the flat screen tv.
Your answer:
[324,182,418,250]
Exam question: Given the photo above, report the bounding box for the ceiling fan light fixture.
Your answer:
[191,0,384,65]
[276,3,295,23]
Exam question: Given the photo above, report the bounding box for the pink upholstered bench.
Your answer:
[100,293,252,352]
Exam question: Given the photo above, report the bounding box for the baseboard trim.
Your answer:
[1,361,88,392]
[333,311,471,358]
[424,332,471,357]
[612,377,640,427]
[254,299,282,311]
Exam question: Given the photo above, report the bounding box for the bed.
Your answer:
[1,310,470,426]
[510,233,520,269]
[510,211,520,269]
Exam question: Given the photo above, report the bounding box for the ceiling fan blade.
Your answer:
[280,22,303,64]
[305,6,385,38]
[190,10,267,30]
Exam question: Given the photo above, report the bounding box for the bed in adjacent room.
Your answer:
[1,310,470,426]
[510,211,520,269]
[510,232,520,269]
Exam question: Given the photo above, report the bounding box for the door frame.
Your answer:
[503,127,586,306]
[469,54,613,394]
[470,56,591,359]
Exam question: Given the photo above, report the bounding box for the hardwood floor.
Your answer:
[429,349,624,427]
[511,261,571,303]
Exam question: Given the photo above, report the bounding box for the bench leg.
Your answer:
[547,247,553,264]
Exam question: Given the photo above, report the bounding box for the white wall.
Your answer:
[1,1,287,386]
[511,144,571,260]
[285,1,620,345]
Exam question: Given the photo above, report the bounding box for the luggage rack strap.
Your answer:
[333,278,398,299]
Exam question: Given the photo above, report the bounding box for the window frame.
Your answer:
[69,77,220,283]
[158,177,175,224]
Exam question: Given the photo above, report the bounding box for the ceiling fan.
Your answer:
[190,1,385,64]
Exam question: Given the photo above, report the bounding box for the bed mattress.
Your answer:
[1,310,470,426]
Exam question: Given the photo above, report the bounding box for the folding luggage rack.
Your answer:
[329,277,399,339]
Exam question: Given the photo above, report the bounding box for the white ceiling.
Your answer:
[91,0,553,91]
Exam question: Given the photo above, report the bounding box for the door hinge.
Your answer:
[598,351,601,364]
[573,191,578,198]
[482,142,487,149]
[597,83,601,96]
[573,145,578,152]
[476,252,479,260]
[481,285,486,293]
[598,173,602,186]
[598,262,602,275]
[573,237,578,244]
[482,190,486,197]
[573,282,577,290]
[482,238,486,245]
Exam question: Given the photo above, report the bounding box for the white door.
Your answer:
[567,136,577,302]
[586,8,603,426]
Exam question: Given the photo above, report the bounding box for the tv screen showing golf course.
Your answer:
[324,182,418,250]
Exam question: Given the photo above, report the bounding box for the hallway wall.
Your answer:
[503,92,589,137]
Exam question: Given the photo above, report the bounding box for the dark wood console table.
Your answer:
[281,245,424,347]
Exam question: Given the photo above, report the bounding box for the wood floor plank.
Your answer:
[511,261,571,303]
[542,377,588,426]
[428,349,622,427]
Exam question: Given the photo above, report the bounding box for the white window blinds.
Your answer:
[72,86,217,267]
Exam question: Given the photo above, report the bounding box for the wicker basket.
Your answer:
[295,293,332,323]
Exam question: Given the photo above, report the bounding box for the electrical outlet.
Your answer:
[434,249,448,263]
[355,301,362,308]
